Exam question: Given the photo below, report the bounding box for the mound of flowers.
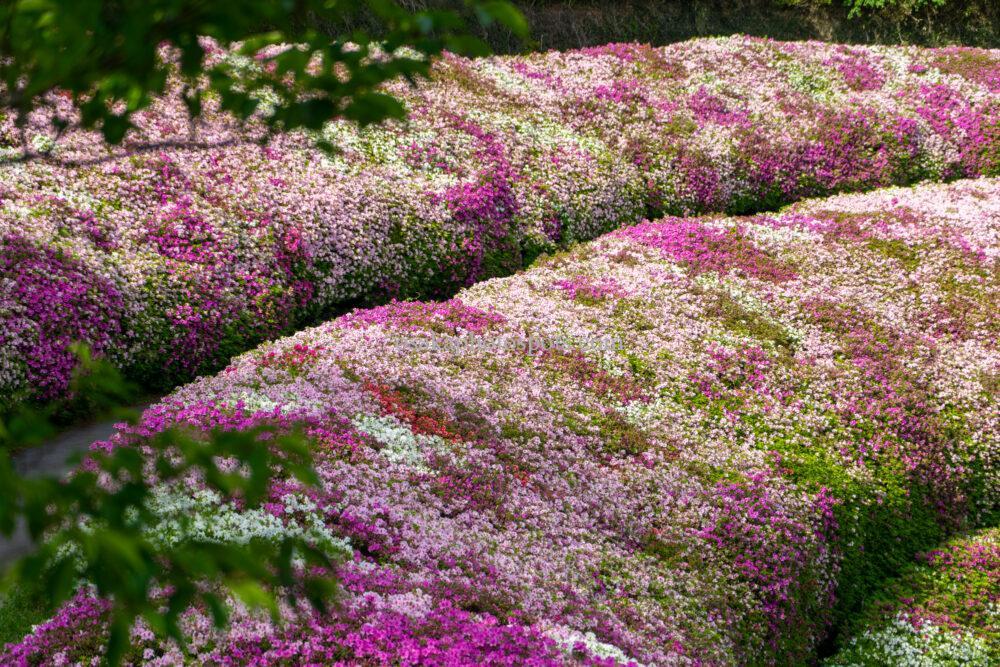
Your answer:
[5,178,997,665]
[828,529,998,666]
[3,37,1000,409]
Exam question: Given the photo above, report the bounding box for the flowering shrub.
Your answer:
[5,178,996,664]
[3,36,1000,409]
[827,529,998,666]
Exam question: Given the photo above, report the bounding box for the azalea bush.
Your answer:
[2,36,1000,415]
[5,177,996,664]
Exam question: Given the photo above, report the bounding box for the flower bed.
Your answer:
[2,37,1000,410]
[5,178,997,664]
[828,529,998,666]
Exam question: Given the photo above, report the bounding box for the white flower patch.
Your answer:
[146,488,351,558]
[0,339,28,404]
[778,60,842,103]
[30,133,57,154]
[744,215,821,246]
[517,115,609,158]
[615,396,667,429]
[317,120,363,169]
[828,615,993,667]
[351,413,450,470]
[915,132,962,179]
[220,390,280,413]
[46,488,351,584]
[694,273,804,350]
[476,62,534,97]
[219,388,324,415]
[543,624,645,667]
[697,124,739,166]
[344,123,414,167]
[879,49,919,84]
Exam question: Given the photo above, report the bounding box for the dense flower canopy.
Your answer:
[2,36,1000,410]
[5,177,997,665]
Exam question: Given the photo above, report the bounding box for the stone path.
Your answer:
[0,405,151,566]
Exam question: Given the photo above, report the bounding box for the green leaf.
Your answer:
[105,616,131,667]
[100,114,131,145]
[343,92,405,126]
[228,580,278,619]
[445,34,491,58]
[476,1,529,38]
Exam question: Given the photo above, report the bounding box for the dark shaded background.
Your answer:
[324,1,1000,51]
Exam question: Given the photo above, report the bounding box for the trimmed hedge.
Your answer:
[3,36,1000,415]
[5,177,997,663]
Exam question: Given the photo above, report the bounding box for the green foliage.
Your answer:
[0,348,337,665]
[702,288,798,354]
[353,2,999,53]
[0,582,47,647]
[828,529,999,664]
[0,0,527,152]
[860,0,946,9]
[778,0,958,19]
[739,411,949,632]
[782,0,949,19]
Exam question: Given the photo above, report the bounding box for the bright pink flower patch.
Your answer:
[0,235,125,399]
[826,47,887,91]
[553,275,629,302]
[258,343,327,373]
[619,219,797,282]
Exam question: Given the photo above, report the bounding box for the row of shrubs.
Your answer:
[5,176,997,663]
[3,36,999,414]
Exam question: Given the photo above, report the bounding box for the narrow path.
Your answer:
[0,404,152,567]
